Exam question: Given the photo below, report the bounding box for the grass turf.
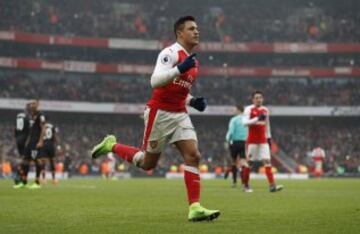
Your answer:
[0,178,359,234]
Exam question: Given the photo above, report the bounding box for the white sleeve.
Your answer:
[266,111,271,139]
[242,106,258,126]
[185,94,194,105]
[150,48,181,88]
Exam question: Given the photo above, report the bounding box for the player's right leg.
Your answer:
[242,144,257,193]
[49,157,57,184]
[13,162,27,189]
[27,156,43,189]
[239,158,252,192]
[15,148,32,188]
[13,142,27,188]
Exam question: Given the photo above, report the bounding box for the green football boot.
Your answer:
[91,135,117,159]
[27,183,41,190]
[13,182,26,189]
[270,184,284,193]
[188,202,220,222]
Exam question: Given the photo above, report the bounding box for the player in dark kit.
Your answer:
[15,104,30,156]
[39,121,59,184]
[13,104,31,187]
[21,99,46,189]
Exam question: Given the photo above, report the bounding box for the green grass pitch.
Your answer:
[1,178,359,234]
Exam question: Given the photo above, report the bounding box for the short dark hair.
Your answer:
[174,15,196,38]
[236,104,244,112]
[252,90,263,97]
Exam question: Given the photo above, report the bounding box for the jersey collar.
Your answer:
[174,42,190,55]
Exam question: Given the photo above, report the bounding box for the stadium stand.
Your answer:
[1,0,359,42]
[0,112,359,175]
[0,71,359,106]
[0,0,359,176]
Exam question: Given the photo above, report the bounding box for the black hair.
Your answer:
[174,15,196,38]
[251,90,263,97]
[236,104,244,112]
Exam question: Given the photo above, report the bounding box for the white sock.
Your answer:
[132,151,144,167]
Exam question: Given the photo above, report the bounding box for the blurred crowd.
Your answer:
[0,114,359,176]
[1,71,359,106]
[1,41,359,67]
[275,120,360,174]
[1,0,359,42]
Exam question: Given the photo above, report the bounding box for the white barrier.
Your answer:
[166,173,309,180]
[25,172,131,179]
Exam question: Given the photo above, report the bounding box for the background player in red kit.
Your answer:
[242,91,284,193]
[311,146,326,178]
[91,16,220,222]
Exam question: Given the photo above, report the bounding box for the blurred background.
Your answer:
[0,0,359,178]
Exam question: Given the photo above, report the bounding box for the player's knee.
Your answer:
[187,150,201,164]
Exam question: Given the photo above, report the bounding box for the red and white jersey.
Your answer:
[243,104,271,144]
[147,42,198,112]
[311,147,326,161]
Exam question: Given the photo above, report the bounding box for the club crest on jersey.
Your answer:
[161,54,172,65]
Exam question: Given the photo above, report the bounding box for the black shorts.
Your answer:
[40,143,56,159]
[24,147,40,161]
[16,136,27,156]
[229,140,246,159]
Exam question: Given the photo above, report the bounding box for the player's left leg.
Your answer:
[91,135,163,172]
[33,158,43,188]
[175,140,220,222]
[261,144,283,192]
[231,157,238,187]
[229,143,239,187]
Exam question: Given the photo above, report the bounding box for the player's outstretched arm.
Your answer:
[151,51,197,88]
[150,48,179,88]
[242,106,262,126]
